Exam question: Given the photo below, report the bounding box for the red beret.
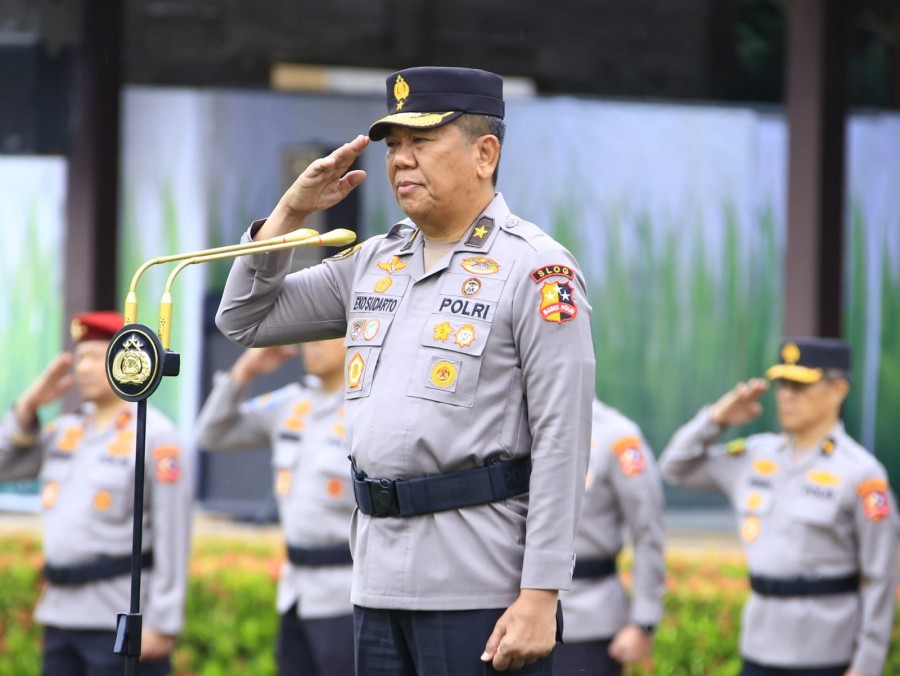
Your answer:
[70,311,125,343]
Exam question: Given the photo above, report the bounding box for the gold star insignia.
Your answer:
[473,225,488,239]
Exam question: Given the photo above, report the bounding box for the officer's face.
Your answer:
[301,338,346,381]
[774,377,848,433]
[384,123,485,230]
[74,340,116,403]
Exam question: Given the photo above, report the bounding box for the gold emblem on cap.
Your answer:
[70,318,87,342]
[111,335,153,386]
[394,74,410,111]
[782,342,801,365]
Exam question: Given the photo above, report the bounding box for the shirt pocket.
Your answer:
[787,488,847,563]
[89,465,134,523]
[737,480,777,517]
[272,439,300,498]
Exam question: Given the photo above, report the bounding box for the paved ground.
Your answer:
[0,508,741,552]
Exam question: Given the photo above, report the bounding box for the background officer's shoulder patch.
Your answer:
[725,438,747,456]
[858,478,891,521]
[611,435,646,476]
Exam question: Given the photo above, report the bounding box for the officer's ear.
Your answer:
[826,374,850,405]
[474,134,500,182]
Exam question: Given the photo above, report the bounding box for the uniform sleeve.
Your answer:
[658,407,744,493]
[512,251,595,591]
[143,422,193,635]
[0,408,46,481]
[849,473,898,675]
[215,224,353,346]
[609,436,666,626]
[194,371,274,451]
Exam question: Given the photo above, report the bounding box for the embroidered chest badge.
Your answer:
[461,277,482,297]
[363,319,381,341]
[433,321,454,342]
[430,359,458,389]
[276,469,292,497]
[461,256,501,275]
[538,281,578,323]
[741,515,761,542]
[347,352,366,390]
[453,324,476,348]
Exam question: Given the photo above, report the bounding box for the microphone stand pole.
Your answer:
[104,227,356,675]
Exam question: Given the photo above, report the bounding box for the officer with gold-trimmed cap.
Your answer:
[0,311,193,675]
[216,65,595,674]
[659,338,898,676]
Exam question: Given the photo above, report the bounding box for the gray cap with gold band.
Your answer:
[765,338,851,384]
[368,66,504,141]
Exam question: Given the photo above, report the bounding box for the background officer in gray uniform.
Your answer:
[556,398,665,676]
[195,338,354,676]
[215,66,595,674]
[0,311,193,676]
[659,338,898,676]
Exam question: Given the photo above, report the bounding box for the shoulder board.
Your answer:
[325,242,363,262]
[725,438,747,456]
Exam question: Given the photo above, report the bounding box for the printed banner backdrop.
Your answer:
[844,114,900,468]
[0,157,66,508]
[3,88,899,508]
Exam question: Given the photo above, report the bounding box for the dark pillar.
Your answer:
[64,0,122,328]
[784,0,849,338]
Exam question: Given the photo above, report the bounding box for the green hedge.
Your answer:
[1,534,898,675]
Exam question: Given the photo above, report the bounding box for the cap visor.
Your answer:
[368,111,462,140]
[765,364,823,383]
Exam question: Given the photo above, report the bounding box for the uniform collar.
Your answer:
[779,421,845,457]
[394,192,511,257]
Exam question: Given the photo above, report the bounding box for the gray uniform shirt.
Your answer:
[0,404,192,634]
[216,193,595,610]
[659,408,898,675]
[560,400,665,642]
[195,373,353,619]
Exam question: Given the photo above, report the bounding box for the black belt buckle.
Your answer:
[369,478,401,517]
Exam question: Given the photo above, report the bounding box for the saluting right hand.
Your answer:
[14,353,75,427]
[708,378,769,428]
[231,345,300,386]
[257,135,370,239]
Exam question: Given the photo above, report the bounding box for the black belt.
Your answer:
[286,544,353,567]
[749,573,859,597]
[572,557,617,580]
[352,454,532,517]
[43,551,153,586]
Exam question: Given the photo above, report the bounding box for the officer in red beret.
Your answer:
[0,311,193,676]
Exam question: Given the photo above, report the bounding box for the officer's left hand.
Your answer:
[481,589,557,671]
[843,670,864,676]
[140,628,176,661]
[608,624,653,663]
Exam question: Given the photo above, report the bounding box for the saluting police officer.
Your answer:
[0,311,193,675]
[216,66,595,674]
[659,338,898,676]
[195,338,355,676]
[556,398,665,676]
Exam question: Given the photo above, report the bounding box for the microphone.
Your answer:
[156,228,357,348]
[123,228,321,325]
